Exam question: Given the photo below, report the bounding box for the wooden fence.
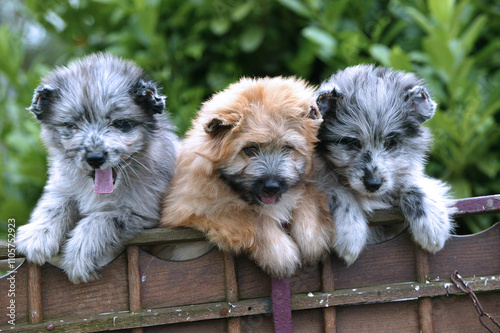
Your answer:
[0,195,499,332]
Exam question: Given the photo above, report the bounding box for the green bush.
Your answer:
[0,22,48,238]
[1,0,499,237]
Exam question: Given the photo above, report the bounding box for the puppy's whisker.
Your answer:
[123,162,142,181]
[129,155,153,174]
[117,163,131,186]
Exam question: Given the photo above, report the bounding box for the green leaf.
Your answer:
[276,0,313,18]
[388,46,412,71]
[477,156,500,179]
[422,35,454,76]
[404,7,433,34]
[93,0,122,4]
[460,15,486,53]
[0,26,23,81]
[319,0,349,28]
[450,178,471,199]
[428,0,455,27]
[302,26,336,58]
[305,0,321,12]
[44,10,67,32]
[184,42,205,60]
[369,44,390,67]
[231,2,254,22]
[239,27,265,53]
[210,19,231,36]
[464,218,483,234]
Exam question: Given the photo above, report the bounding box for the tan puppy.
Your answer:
[160,77,333,278]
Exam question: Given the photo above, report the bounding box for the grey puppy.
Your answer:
[314,65,454,265]
[16,53,177,283]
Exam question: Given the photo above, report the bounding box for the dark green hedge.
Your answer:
[1,0,499,236]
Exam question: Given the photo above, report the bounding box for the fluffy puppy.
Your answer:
[16,53,178,283]
[314,65,454,265]
[160,77,333,278]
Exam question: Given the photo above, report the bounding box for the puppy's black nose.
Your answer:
[262,179,281,196]
[363,177,382,192]
[86,152,107,169]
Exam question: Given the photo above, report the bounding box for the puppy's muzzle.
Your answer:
[263,179,281,196]
[86,152,107,169]
[86,152,116,194]
[256,178,285,205]
[363,175,383,192]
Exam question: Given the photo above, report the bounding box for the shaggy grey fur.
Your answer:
[314,65,455,264]
[16,53,177,283]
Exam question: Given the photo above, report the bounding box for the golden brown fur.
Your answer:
[160,77,333,278]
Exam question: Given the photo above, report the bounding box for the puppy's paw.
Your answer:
[60,248,102,284]
[60,234,107,284]
[410,211,452,254]
[295,225,332,266]
[253,235,301,278]
[401,185,453,254]
[63,260,101,285]
[15,224,60,265]
[332,214,369,266]
[334,239,364,266]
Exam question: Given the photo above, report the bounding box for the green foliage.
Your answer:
[0,23,48,238]
[404,0,500,232]
[1,0,499,237]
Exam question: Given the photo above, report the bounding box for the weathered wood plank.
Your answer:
[143,318,228,332]
[290,276,500,310]
[237,256,320,299]
[331,231,416,290]
[5,275,498,332]
[453,194,500,217]
[139,247,226,309]
[240,309,324,333]
[428,222,500,278]
[432,292,500,332]
[223,253,239,303]
[127,228,205,246]
[41,254,129,319]
[335,301,419,333]
[127,246,142,314]
[0,261,28,326]
[0,247,24,260]
[223,253,241,333]
[27,263,42,324]
[321,257,336,333]
[415,246,433,333]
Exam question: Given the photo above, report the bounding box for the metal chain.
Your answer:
[451,270,500,333]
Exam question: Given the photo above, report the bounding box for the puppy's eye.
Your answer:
[113,120,136,132]
[243,146,259,157]
[282,145,294,153]
[384,136,399,150]
[62,122,76,130]
[338,137,362,150]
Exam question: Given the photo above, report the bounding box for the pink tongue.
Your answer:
[261,195,276,205]
[94,168,114,194]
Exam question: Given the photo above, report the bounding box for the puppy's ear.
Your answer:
[204,117,237,136]
[29,85,57,121]
[316,85,343,118]
[132,79,165,115]
[405,85,436,123]
[307,105,321,120]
